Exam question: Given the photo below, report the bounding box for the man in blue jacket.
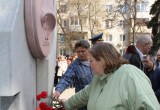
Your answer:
[53,40,93,110]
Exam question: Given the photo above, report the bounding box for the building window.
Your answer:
[136,3,146,12]
[105,20,112,28]
[62,19,69,27]
[75,19,78,25]
[59,34,65,42]
[120,49,125,55]
[119,5,128,13]
[106,5,112,12]
[70,17,80,26]
[71,17,74,25]
[106,35,112,41]
[136,18,149,26]
[59,5,67,13]
[82,17,87,25]
[119,20,125,28]
[120,34,125,41]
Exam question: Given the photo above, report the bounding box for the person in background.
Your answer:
[89,33,104,45]
[155,49,160,68]
[53,39,93,110]
[54,58,59,86]
[145,51,160,103]
[61,42,160,110]
[122,45,135,61]
[122,36,153,73]
[57,56,65,81]
[71,53,77,61]
[66,57,72,66]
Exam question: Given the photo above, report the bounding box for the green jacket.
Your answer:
[64,64,160,110]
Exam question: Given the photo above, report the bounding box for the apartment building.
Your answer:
[56,0,155,55]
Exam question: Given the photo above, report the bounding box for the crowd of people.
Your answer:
[54,54,77,86]
[53,33,160,110]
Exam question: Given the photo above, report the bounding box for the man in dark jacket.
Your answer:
[142,54,160,103]
[123,36,153,72]
[147,65,160,103]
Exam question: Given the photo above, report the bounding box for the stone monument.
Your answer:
[0,0,57,109]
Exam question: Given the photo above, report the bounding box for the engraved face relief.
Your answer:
[24,0,56,58]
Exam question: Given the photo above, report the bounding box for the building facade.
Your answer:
[56,0,155,55]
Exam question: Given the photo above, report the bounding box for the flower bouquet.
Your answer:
[36,91,65,110]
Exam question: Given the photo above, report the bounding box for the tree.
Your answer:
[115,0,151,45]
[56,0,151,55]
[147,0,160,55]
[56,0,74,53]
[56,0,89,53]
[87,0,106,37]
[56,0,108,54]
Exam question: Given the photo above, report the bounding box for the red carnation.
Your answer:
[36,90,65,110]
[36,94,41,101]
[40,91,48,98]
[39,102,48,110]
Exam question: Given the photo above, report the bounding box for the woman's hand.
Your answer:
[60,99,67,103]
[53,91,61,99]
[59,99,67,108]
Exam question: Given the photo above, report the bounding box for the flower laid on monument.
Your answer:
[36,91,65,110]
